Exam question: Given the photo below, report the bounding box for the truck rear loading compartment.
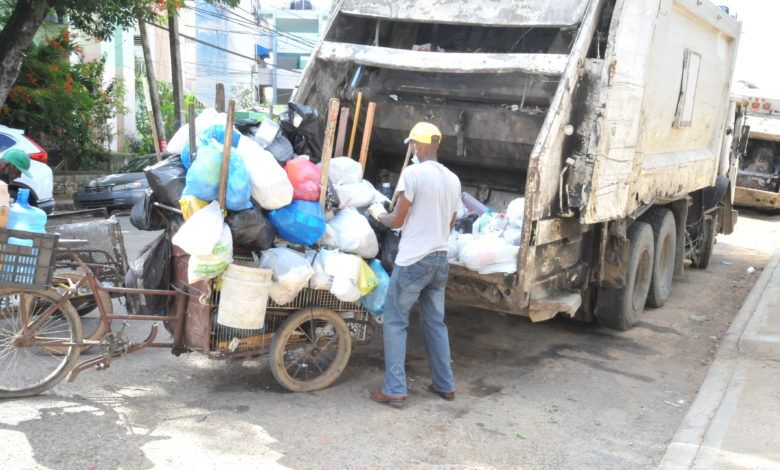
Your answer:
[295,0,741,325]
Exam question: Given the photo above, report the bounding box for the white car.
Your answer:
[0,124,55,214]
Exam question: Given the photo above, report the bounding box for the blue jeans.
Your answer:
[382,251,455,397]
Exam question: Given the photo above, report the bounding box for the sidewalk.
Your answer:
[660,250,780,470]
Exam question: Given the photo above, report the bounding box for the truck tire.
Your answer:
[595,222,655,331]
[689,218,716,269]
[645,208,676,308]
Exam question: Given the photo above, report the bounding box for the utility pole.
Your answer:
[168,4,185,128]
[137,17,167,152]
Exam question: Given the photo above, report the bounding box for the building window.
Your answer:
[277,54,302,70]
[674,49,702,128]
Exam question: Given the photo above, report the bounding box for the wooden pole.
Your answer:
[188,102,197,164]
[347,91,363,158]
[149,113,162,162]
[390,143,413,210]
[358,101,376,170]
[215,83,226,113]
[319,98,341,209]
[334,107,350,158]
[217,100,236,210]
[137,17,167,154]
[168,4,185,128]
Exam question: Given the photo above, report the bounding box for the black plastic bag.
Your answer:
[145,155,186,206]
[263,131,295,166]
[226,204,277,251]
[325,181,341,211]
[280,102,324,163]
[130,189,166,231]
[380,231,401,273]
[454,213,479,234]
[124,231,171,315]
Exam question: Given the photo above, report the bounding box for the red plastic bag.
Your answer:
[285,157,321,201]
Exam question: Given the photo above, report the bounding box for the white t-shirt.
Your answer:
[395,160,461,267]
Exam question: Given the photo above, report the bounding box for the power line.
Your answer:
[145,21,301,74]
[187,4,318,49]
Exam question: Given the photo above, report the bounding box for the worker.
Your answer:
[368,122,461,408]
[0,149,33,183]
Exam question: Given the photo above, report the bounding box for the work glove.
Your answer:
[368,202,388,221]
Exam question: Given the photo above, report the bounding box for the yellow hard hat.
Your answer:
[404,122,442,144]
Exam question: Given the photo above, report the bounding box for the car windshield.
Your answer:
[118,155,155,173]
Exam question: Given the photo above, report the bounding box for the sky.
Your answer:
[719,0,780,97]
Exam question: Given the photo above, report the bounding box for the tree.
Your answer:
[0,0,237,106]
[0,30,124,169]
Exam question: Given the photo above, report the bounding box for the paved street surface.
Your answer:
[1,212,778,469]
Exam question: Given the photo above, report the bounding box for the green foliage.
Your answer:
[0,29,124,169]
[128,75,206,155]
[231,84,259,111]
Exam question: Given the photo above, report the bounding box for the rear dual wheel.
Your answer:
[596,222,655,331]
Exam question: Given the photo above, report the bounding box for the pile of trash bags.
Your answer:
[129,102,525,321]
[448,196,525,275]
[129,105,391,319]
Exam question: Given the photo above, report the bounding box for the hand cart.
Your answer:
[0,226,376,398]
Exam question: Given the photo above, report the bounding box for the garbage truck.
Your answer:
[292,0,742,330]
[733,94,780,211]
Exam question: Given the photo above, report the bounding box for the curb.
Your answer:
[658,249,780,469]
[739,253,780,360]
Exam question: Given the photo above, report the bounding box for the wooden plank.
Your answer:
[215,83,226,113]
[319,98,341,209]
[217,100,235,209]
[334,107,350,158]
[188,102,197,164]
[358,102,377,170]
[347,91,363,158]
[318,41,568,75]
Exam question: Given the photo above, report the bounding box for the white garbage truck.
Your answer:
[293,0,742,330]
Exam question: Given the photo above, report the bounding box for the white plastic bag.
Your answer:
[172,201,225,256]
[324,251,361,281]
[309,249,334,290]
[459,237,519,273]
[506,197,525,228]
[167,108,224,154]
[328,157,363,185]
[330,276,361,303]
[241,137,294,210]
[255,120,280,146]
[502,227,523,246]
[336,180,376,208]
[188,224,233,283]
[448,230,460,261]
[328,207,379,258]
[259,247,314,305]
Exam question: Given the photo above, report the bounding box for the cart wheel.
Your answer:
[269,308,352,392]
[0,288,83,398]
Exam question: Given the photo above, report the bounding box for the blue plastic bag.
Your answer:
[267,200,326,245]
[182,142,252,211]
[181,125,240,169]
[361,259,390,317]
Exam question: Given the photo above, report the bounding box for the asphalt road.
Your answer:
[1,212,778,469]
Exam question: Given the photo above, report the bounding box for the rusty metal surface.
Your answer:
[734,187,780,210]
[339,0,590,27]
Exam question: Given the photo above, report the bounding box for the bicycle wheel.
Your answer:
[269,308,351,392]
[0,288,83,398]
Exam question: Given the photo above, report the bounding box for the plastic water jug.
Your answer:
[8,188,46,246]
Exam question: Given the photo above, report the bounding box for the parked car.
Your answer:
[73,154,158,211]
[0,124,48,163]
[0,125,55,214]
